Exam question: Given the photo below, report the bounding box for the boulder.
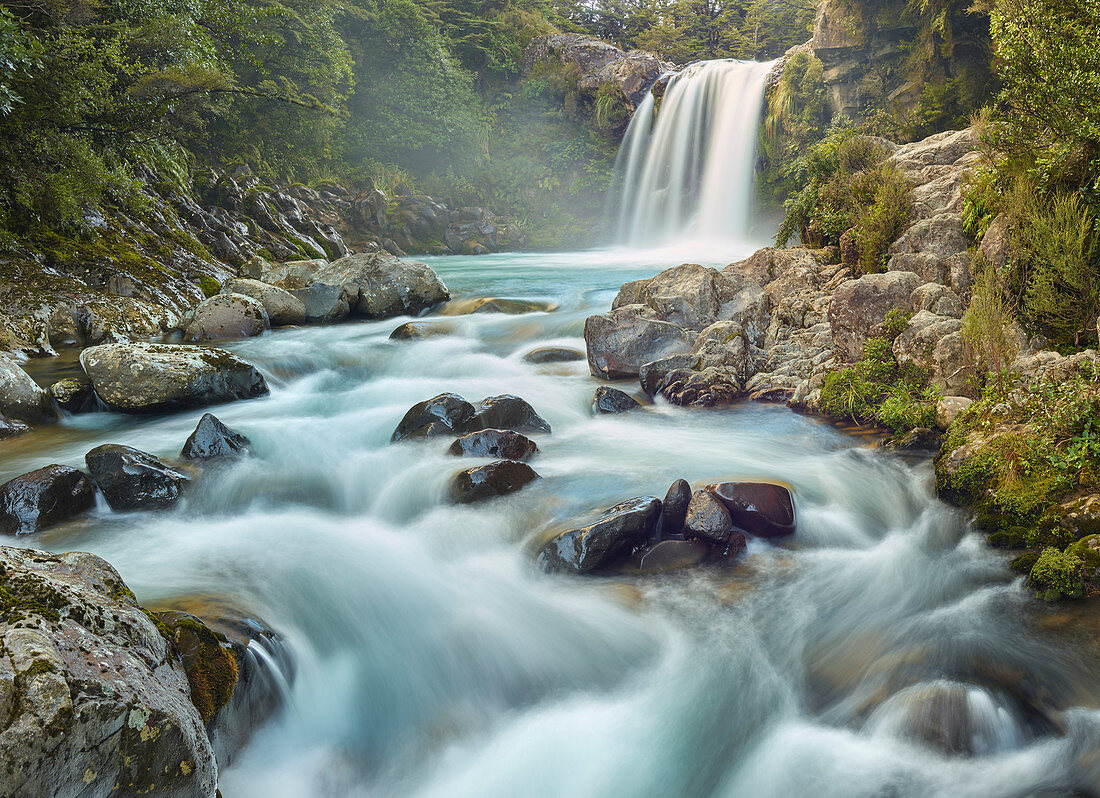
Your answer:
[910,283,964,318]
[890,213,969,260]
[882,427,942,452]
[285,283,352,324]
[705,482,795,537]
[220,278,307,326]
[182,293,270,342]
[321,252,449,318]
[448,429,538,461]
[391,393,477,442]
[936,395,973,429]
[658,479,691,539]
[585,305,692,380]
[539,496,661,573]
[523,346,585,364]
[80,343,268,413]
[449,460,540,504]
[471,395,551,434]
[85,444,189,511]
[0,547,216,797]
[828,271,922,361]
[48,377,97,414]
[892,311,968,394]
[690,320,756,379]
[0,465,97,535]
[181,413,250,459]
[593,386,641,414]
[613,263,768,336]
[683,489,734,544]
[725,247,820,286]
[639,354,692,396]
[0,416,31,440]
[0,357,55,424]
[658,367,741,407]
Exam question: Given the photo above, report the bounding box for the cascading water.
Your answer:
[611,59,777,249]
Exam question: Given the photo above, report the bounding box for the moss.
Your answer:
[166,616,239,723]
[196,276,221,298]
[1029,547,1086,599]
[0,566,68,624]
[1010,551,1040,574]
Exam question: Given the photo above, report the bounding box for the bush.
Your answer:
[776,126,912,272]
[961,259,1017,382]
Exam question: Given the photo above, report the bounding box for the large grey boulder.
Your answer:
[892,310,969,394]
[220,279,307,326]
[181,293,270,342]
[890,213,969,260]
[585,305,692,380]
[828,271,922,361]
[80,342,268,413]
[0,546,217,797]
[0,357,55,424]
[613,263,768,337]
[261,252,449,320]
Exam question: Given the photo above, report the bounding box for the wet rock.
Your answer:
[85,444,189,511]
[658,366,741,407]
[0,465,97,535]
[80,342,268,413]
[705,482,795,538]
[523,346,585,364]
[220,278,307,326]
[0,357,55,424]
[182,293,270,341]
[585,305,692,380]
[439,297,556,316]
[471,395,551,434]
[0,547,216,798]
[683,489,734,544]
[449,460,540,504]
[593,386,641,414]
[389,321,450,340]
[635,539,710,572]
[828,271,923,361]
[658,479,691,539]
[639,354,692,396]
[181,413,250,459]
[392,393,478,442]
[539,496,661,573]
[882,427,942,453]
[48,376,97,414]
[448,429,538,461]
[0,415,31,440]
[155,611,239,726]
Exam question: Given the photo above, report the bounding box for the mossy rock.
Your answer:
[158,612,240,723]
[196,275,221,298]
[1028,547,1086,600]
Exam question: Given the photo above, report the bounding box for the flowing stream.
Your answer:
[7,248,1100,798]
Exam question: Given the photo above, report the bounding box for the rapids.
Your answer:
[6,249,1100,798]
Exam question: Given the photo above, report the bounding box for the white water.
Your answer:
[6,250,1100,798]
[612,60,777,255]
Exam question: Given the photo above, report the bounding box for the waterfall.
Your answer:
[611,59,777,248]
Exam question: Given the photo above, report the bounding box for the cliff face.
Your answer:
[811,0,992,128]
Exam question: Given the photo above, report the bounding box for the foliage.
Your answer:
[776,125,912,273]
[961,259,1017,382]
[1029,547,1086,600]
[818,325,939,434]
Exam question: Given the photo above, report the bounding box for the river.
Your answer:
[6,249,1100,797]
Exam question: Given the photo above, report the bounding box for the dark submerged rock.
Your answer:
[449,460,540,504]
[658,367,741,407]
[523,347,585,364]
[658,479,691,539]
[593,386,642,414]
[683,489,734,544]
[539,496,660,573]
[635,539,710,572]
[706,482,795,538]
[0,465,97,535]
[181,413,250,459]
[448,429,538,461]
[392,393,478,442]
[85,444,189,511]
[471,394,551,434]
[389,321,449,340]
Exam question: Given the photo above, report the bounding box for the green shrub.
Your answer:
[961,260,1017,383]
